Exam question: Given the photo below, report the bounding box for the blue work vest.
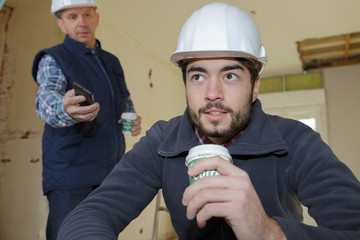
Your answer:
[32,35,130,194]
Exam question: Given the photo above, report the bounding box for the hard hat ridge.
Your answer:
[170,2,267,73]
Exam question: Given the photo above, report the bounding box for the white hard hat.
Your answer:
[51,0,97,16]
[170,2,267,72]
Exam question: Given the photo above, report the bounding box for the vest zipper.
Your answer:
[94,53,119,162]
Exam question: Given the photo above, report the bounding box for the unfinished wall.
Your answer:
[0,6,14,166]
[323,64,360,179]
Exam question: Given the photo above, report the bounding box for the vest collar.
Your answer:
[63,35,101,55]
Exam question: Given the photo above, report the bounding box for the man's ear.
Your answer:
[95,12,100,28]
[252,76,260,102]
[57,19,67,34]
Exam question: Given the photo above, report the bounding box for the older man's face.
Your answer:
[57,7,99,48]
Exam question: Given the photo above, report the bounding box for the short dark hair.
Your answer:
[180,58,261,87]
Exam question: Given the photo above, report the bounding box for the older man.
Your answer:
[31,1,141,239]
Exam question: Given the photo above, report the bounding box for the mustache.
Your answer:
[77,27,89,33]
[199,102,233,114]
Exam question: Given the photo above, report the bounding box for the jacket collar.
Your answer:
[158,99,288,157]
[227,99,289,156]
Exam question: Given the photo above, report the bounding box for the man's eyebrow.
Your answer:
[187,66,207,74]
[187,64,245,74]
[221,65,245,72]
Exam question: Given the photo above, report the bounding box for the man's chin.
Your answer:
[198,123,231,138]
[200,117,230,129]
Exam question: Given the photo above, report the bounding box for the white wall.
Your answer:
[323,64,360,179]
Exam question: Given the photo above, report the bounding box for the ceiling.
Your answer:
[297,32,360,71]
[4,0,360,77]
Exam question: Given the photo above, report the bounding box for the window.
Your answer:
[258,88,328,143]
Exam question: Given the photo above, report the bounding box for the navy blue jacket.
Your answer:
[58,100,360,239]
[32,36,130,193]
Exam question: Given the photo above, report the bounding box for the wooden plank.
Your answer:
[345,33,351,60]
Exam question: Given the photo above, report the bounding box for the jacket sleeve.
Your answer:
[277,126,360,239]
[57,121,167,239]
[275,217,360,240]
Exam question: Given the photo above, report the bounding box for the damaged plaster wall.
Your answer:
[0,2,49,239]
[0,7,38,191]
[0,5,17,199]
[0,6,13,187]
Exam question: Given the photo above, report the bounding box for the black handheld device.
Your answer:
[73,82,95,106]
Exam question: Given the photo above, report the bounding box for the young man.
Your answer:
[31,1,141,239]
[57,3,360,239]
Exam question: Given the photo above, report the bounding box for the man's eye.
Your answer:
[192,74,204,82]
[225,73,238,81]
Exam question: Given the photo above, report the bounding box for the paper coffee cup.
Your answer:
[185,144,232,184]
[121,112,137,134]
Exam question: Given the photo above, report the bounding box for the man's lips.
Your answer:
[202,108,228,121]
[77,29,90,36]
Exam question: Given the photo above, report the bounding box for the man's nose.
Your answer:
[77,16,86,25]
[205,79,224,102]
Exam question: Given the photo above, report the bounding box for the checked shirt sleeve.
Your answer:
[35,54,78,128]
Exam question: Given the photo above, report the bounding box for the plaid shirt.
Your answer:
[194,127,241,147]
[35,54,135,128]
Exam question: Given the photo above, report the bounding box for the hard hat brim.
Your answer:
[170,50,267,67]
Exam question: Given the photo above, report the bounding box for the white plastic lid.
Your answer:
[185,144,231,165]
[121,112,137,119]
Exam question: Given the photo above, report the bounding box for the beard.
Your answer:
[188,94,253,140]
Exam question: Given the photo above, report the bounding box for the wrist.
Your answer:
[265,218,287,240]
